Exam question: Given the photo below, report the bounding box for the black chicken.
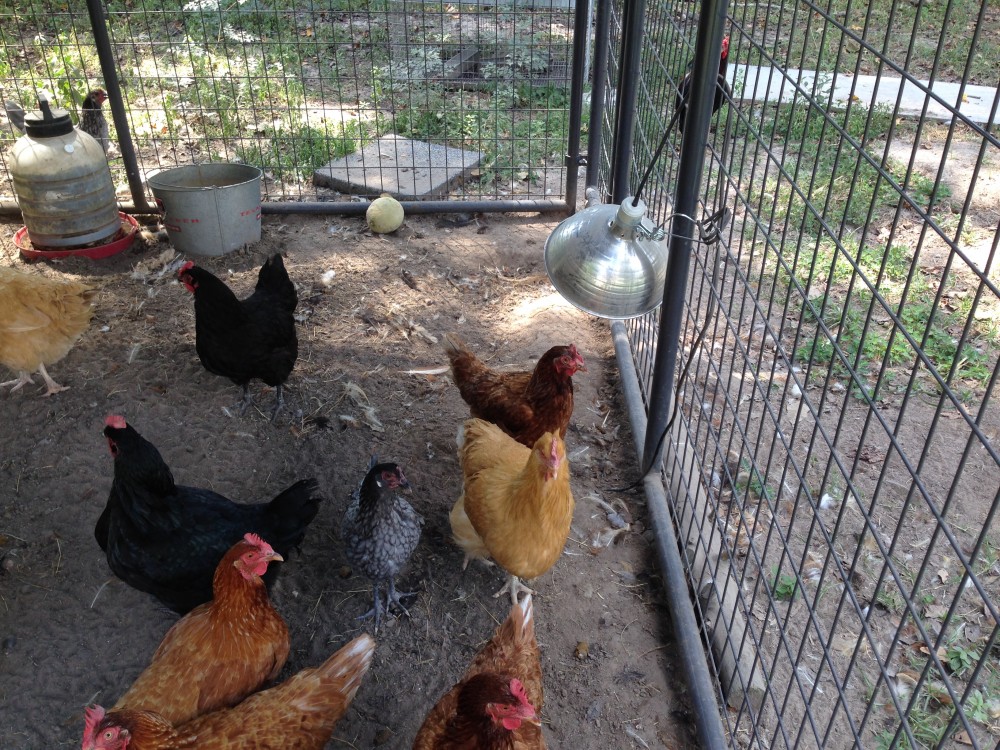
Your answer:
[178,254,298,419]
[79,88,110,154]
[95,415,323,613]
[672,35,731,135]
[342,457,423,631]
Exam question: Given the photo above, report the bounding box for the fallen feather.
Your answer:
[403,366,450,375]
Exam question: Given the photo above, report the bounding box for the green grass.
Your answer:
[746,98,997,395]
[2,0,575,188]
[735,458,775,501]
[737,0,998,85]
[757,101,949,235]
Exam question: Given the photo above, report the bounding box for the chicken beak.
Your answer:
[266,551,284,563]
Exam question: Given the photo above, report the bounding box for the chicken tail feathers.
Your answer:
[441,332,470,358]
[263,477,323,549]
[256,253,297,309]
[317,633,376,701]
[501,593,536,648]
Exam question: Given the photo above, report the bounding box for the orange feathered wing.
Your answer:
[0,267,93,372]
[113,542,290,725]
[176,634,375,749]
[413,595,545,749]
[83,636,373,750]
[452,419,574,582]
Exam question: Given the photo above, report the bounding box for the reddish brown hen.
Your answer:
[112,533,289,725]
[82,634,375,750]
[442,334,586,447]
[413,595,545,749]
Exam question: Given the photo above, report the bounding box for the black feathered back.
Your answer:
[183,255,298,389]
[96,418,323,613]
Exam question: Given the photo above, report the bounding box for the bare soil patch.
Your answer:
[0,211,693,749]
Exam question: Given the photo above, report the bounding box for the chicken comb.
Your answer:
[548,435,560,465]
[83,705,107,738]
[104,415,127,429]
[243,532,274,553]
[179,260,195,273]
[509,678,530,706]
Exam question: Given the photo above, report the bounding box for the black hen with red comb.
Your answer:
[673,35,731,135]
[95,415,322,613]
[178,253,298,419]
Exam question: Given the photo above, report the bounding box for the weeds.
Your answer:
[772,568,799,601]
[2,0,575,192]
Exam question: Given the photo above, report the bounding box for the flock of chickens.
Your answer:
[0,252,588,749]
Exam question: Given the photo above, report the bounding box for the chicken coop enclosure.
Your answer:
[2,0,1000,748]
[595,0,1000,748]
[0,0,584,213]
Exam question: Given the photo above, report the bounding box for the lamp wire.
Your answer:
[611,204,729,494]
[631,106,684,208]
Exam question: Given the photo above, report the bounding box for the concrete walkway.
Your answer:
[727,64,999,126]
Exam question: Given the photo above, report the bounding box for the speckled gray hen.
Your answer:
[79,88,110,154]
[341,458,423,631]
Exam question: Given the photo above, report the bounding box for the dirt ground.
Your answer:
[0,212,695,749]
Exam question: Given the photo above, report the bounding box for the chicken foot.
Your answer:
[235,383,287,421]
[0,371,34,393]
[270,383,286,421]
[236,384,256,416]
[1,364,68,396]
[359,578,418,632]
[493,574,535,605]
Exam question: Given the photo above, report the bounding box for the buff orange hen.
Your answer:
[0,267,94,396]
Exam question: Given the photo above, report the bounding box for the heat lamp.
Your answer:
[544,196,668,319]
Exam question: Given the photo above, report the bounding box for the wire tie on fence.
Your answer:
[635,211,697,243]
[637,208,729,247]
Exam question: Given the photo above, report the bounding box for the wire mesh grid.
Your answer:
[605,1,1000,748]
[0,0,577,206]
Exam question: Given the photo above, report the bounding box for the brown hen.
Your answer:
[112,533,289,725]
[442,334,585,447]
[82,634,375,750]
[450,418,574,603]
[0,266,94,396]
[413,595,545,749]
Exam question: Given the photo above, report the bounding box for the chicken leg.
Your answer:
[493,574,535,605]
[358,578,418,632]
[0,371,34,393]
[1,364,68,396]
[235,383,286,421]
[271,383,286,421]
[36,363,70,396]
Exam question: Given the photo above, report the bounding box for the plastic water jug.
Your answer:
[9,97,119,249]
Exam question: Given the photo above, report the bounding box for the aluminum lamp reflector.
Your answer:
[544,197,669,319]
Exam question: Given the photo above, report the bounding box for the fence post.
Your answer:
[85,0,155,213]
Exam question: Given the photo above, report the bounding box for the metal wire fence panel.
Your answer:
[0,0,578,205]
[604,0,1000,748]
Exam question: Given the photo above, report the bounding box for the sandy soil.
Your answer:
[0,212,694,749]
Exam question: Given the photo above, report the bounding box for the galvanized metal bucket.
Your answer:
[148,163,262,256]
